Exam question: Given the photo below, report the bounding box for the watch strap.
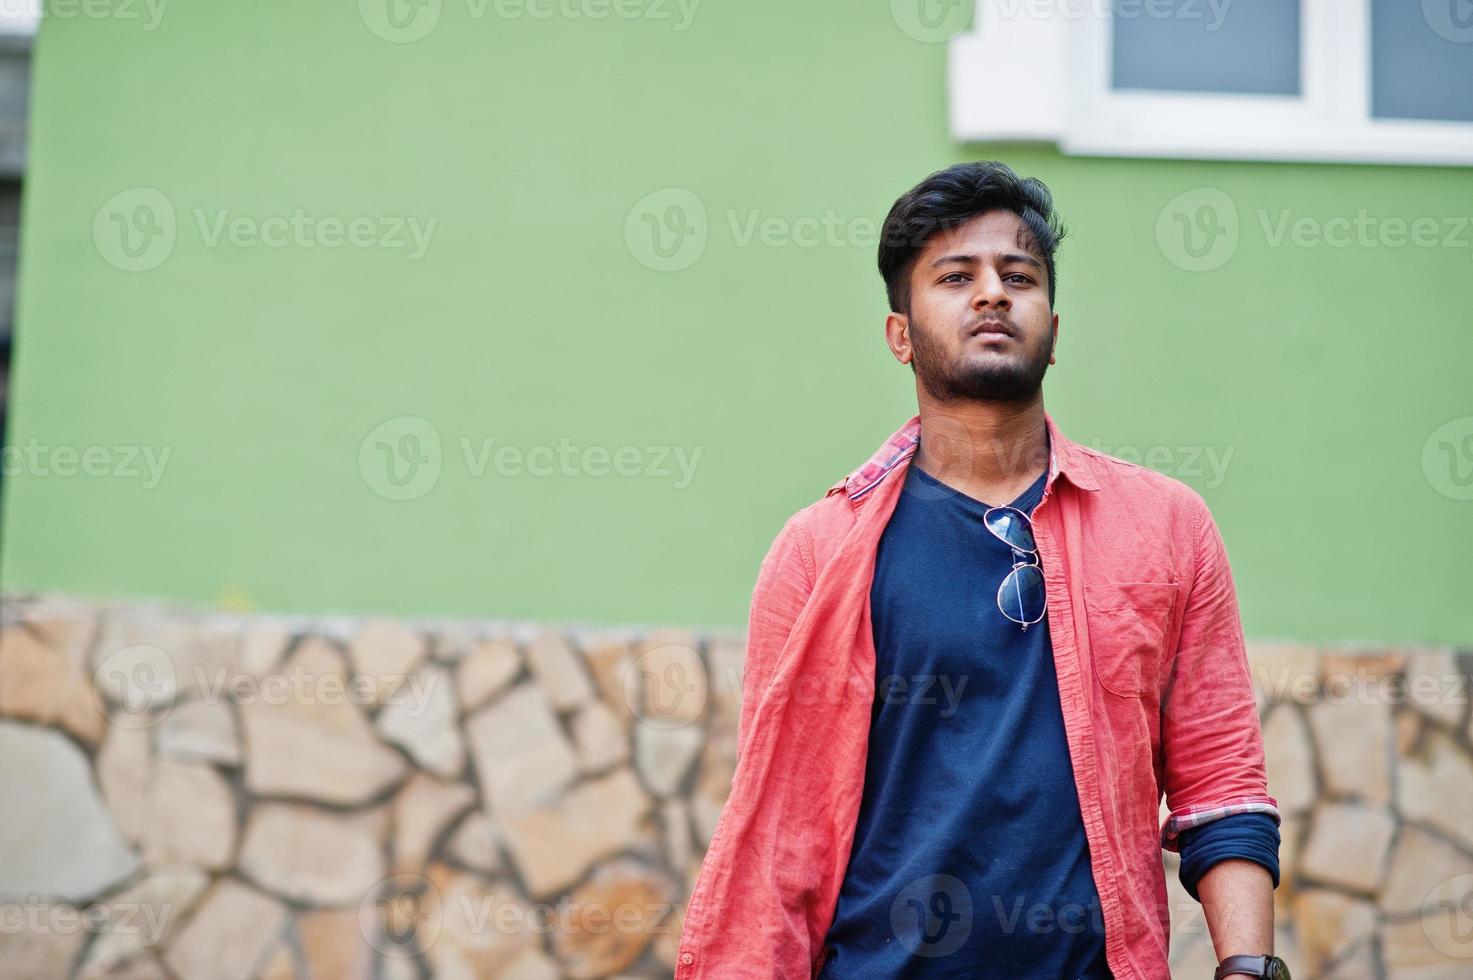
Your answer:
[1214,954,1271,979]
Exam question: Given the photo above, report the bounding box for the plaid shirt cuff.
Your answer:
[1160,796,1282,853]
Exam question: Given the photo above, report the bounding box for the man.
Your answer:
[674,162,1285,979]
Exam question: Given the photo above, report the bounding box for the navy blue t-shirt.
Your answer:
[819,459,1113,979]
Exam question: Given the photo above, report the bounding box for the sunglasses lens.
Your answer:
[999,563,1046,625]
[984,507,1036,553]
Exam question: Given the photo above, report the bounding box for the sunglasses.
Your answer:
[982,505,1046,630]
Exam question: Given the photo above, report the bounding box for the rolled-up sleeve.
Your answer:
[1159,495,1281,853]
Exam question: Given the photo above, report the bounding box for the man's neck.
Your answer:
[912,396,1050,506]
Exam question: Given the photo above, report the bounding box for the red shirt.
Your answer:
[675,412,1279,979]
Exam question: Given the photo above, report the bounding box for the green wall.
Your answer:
[4,2,1471,645]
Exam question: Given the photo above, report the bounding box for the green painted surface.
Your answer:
[3,4,1471,644]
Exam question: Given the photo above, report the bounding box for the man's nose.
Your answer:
[971,269,1010,310]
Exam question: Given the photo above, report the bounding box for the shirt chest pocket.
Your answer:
[1082,581,1179,698]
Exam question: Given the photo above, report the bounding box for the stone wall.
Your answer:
[0,595,1469,979]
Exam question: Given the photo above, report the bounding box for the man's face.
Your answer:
[888,210,1058,403]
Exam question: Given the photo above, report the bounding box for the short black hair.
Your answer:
[877,161,1067,314]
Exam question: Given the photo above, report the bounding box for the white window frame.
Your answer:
[0,5,38,36]
[949,0,1473,166]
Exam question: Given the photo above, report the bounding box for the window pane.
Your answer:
[1112,0,1301,96]
[1372,0,1473,123]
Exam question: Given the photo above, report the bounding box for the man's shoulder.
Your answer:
[1072,442,1213,522]
[785,489,856,537]
[764,488,858,580]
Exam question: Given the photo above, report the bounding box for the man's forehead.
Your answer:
[924,210,1033,253]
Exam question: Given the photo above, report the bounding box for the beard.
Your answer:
[908,313,1053,403]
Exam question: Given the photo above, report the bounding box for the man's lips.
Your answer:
[968,319,1015,339]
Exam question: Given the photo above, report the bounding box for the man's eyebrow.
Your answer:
[928,253,977,269]
[928,251,1044,270]
[999,251,1044,270]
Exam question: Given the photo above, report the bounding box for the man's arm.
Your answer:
[1159,495,1282,960]
[1198,859,1275,961]
[735,512,816,763]
[674,511,820,980]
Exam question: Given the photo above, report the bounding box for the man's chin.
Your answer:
[924,364,1046,403]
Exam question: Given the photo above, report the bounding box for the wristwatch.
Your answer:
[1213,954,1291,979]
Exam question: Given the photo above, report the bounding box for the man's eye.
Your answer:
[1006,274,1034,285]
[940,273,968,284]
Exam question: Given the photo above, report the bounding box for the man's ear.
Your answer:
[885,311,913,365]
[1048,312,1059,365]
